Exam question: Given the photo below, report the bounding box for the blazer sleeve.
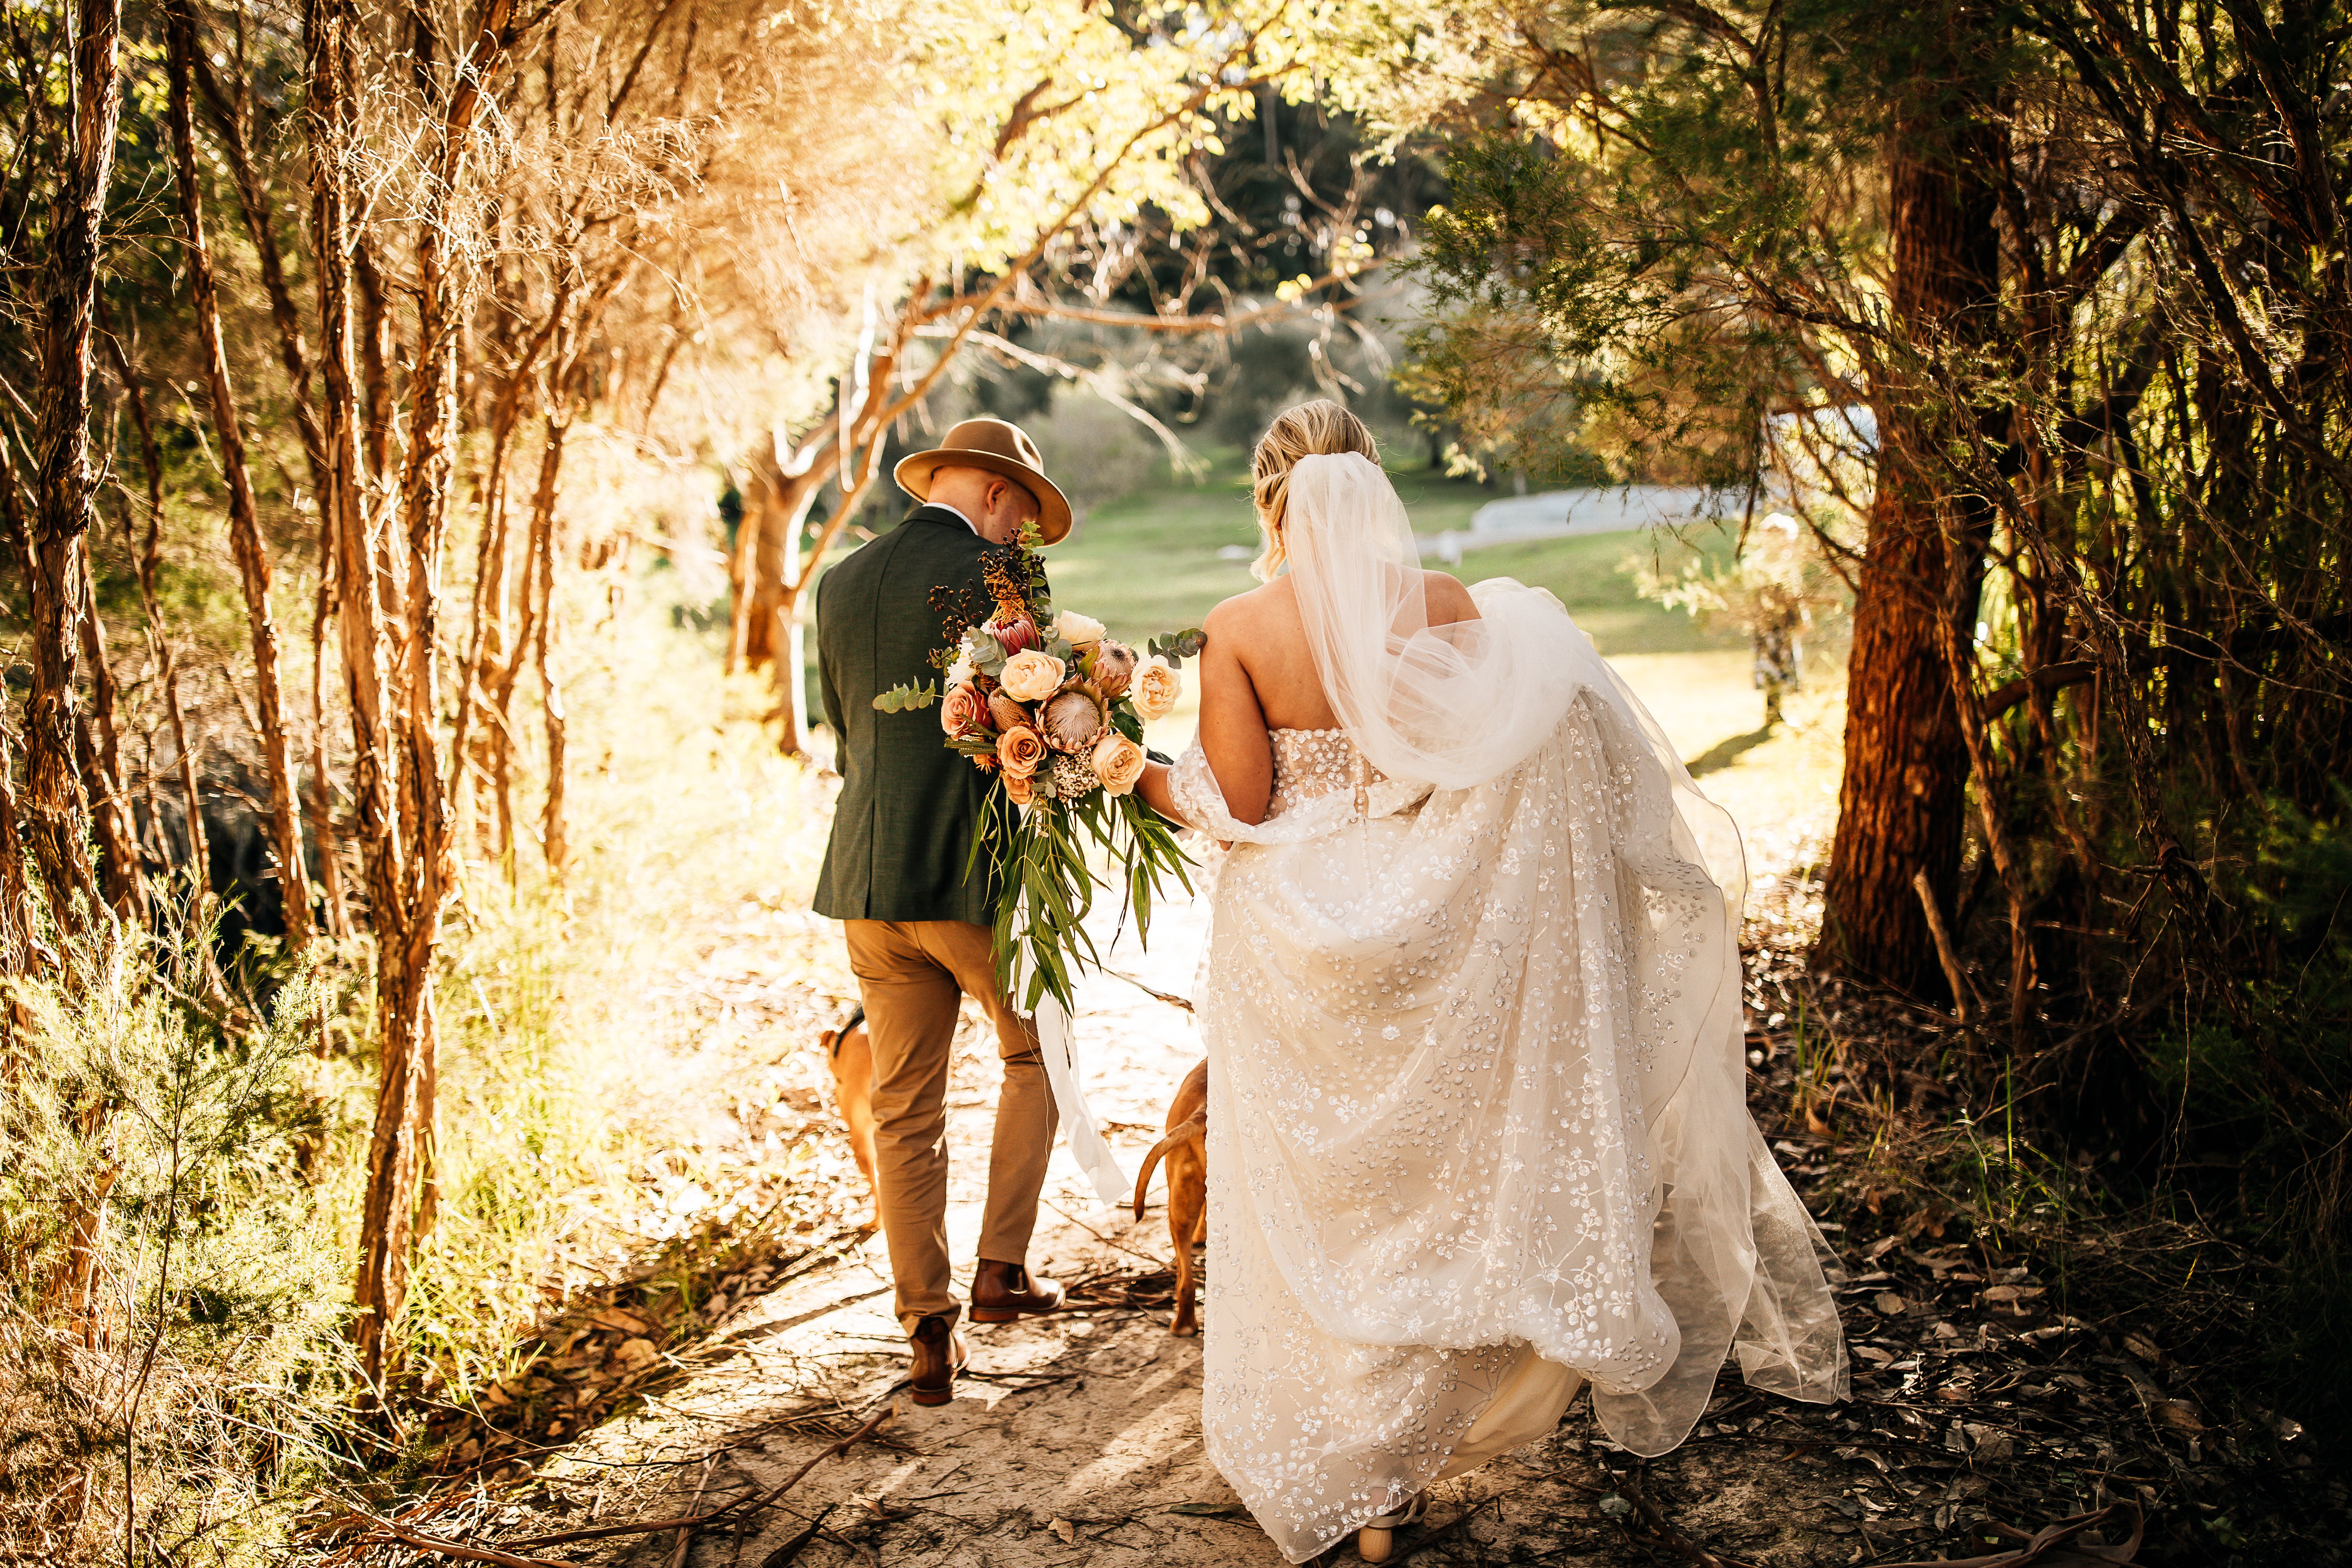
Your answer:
[818,590,845,737]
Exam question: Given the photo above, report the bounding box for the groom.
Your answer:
[812,417,1075,1406]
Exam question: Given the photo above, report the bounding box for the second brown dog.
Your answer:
[1132,1058,1208,1335]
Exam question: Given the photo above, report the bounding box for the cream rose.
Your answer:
[1092,732,1147,796]
[1054,610,1106,647]
[1132,654,1182,720]
[997,726,1047,780]
[998,649,1066,703]
[940,683,987,736]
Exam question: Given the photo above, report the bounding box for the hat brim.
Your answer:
[894,447,1074,545]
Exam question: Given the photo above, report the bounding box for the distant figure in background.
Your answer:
[811,417,1075,1407]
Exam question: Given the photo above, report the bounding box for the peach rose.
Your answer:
[1003,771,1035,806]
[940,683,987,736]
[999,649,1066,704]
[1132,654,1182,720]
[997,726,1047,780]
[1087,640,1136,700]
[1092,731,1147,796]
[1041,688,1105,752]
[987,689,1032,733]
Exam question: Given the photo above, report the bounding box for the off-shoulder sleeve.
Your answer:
[1166,737,1249,839]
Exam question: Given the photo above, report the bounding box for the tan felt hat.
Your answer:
[894,417,1072,545]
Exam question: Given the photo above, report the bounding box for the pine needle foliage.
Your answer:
[0,903,355,1566]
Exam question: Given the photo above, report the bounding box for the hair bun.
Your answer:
[1249,401,1378,582]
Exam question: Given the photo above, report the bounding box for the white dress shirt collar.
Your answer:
[927,500,980,537]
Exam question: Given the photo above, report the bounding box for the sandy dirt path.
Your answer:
[546,892,1885,1568]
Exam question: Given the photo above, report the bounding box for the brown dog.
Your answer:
[818,1006,881,1232]
[1131,1058,1209,1335]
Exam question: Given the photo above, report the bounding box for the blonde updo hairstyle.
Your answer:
[1250,399,1379,582]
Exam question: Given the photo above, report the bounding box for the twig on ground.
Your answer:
[1042,1199,1169,1267]
[670,1458,714,1568]
[753,1502,834,1568]
[354,1515,578,1568]
[1616,1481,1763,1568]
[502,1403,896,1550]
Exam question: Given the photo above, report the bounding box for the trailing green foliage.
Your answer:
[978,781,1193,1013]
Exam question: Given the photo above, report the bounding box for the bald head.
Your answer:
[927,464,1041,546]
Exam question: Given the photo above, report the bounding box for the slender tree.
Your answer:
[163,0,315,950]
[20,0,126,928]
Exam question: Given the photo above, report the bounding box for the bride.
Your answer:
[1132,402,1848,1564]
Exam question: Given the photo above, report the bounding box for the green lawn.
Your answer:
[1040,450,1737,659]
[805,449,1842,851]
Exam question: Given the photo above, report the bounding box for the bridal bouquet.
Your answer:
[874,529,1200,1009]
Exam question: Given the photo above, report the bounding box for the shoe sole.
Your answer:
[910,1383,955,1406]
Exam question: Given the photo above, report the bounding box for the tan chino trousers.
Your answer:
[843,919,1059,1332]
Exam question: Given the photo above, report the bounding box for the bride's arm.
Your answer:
[1192,603,1273,824]
[1135,601,1273,828]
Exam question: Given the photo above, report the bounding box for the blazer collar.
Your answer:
[906,502,981,539]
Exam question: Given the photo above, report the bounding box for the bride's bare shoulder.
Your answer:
[1421,569,1481,626]
[1203,579,1296,636]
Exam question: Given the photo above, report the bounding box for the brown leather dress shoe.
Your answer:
[908,1314,968,1406]
[969,1259,1066,1322]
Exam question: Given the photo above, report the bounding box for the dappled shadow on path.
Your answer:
[1687,722,1776,779]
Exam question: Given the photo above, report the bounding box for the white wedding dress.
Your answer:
[1162,454,1848,1563]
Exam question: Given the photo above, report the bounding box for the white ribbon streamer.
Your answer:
[1035,993,1130,1207]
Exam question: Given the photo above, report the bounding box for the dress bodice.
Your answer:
[1265,728,1387,821]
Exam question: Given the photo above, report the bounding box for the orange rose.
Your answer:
[940,683,988,736]
[1003,771,1035,806]
[997,726,1048,779]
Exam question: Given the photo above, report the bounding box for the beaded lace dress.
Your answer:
[1164,454,1847,1564]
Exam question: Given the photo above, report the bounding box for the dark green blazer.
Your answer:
[814,505,1037,926]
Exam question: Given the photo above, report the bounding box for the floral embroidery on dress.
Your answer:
[1190,696,1847,1564]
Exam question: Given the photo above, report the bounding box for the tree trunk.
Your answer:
[166,0,314,949]
[21,0,125,929]
[186,38,328,487]
[531,406,571,879]
[72,553,142,919]
[1816,31,2004,996]
[310,0,416,1394]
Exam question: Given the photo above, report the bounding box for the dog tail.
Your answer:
[1130,1120,1206,1221]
